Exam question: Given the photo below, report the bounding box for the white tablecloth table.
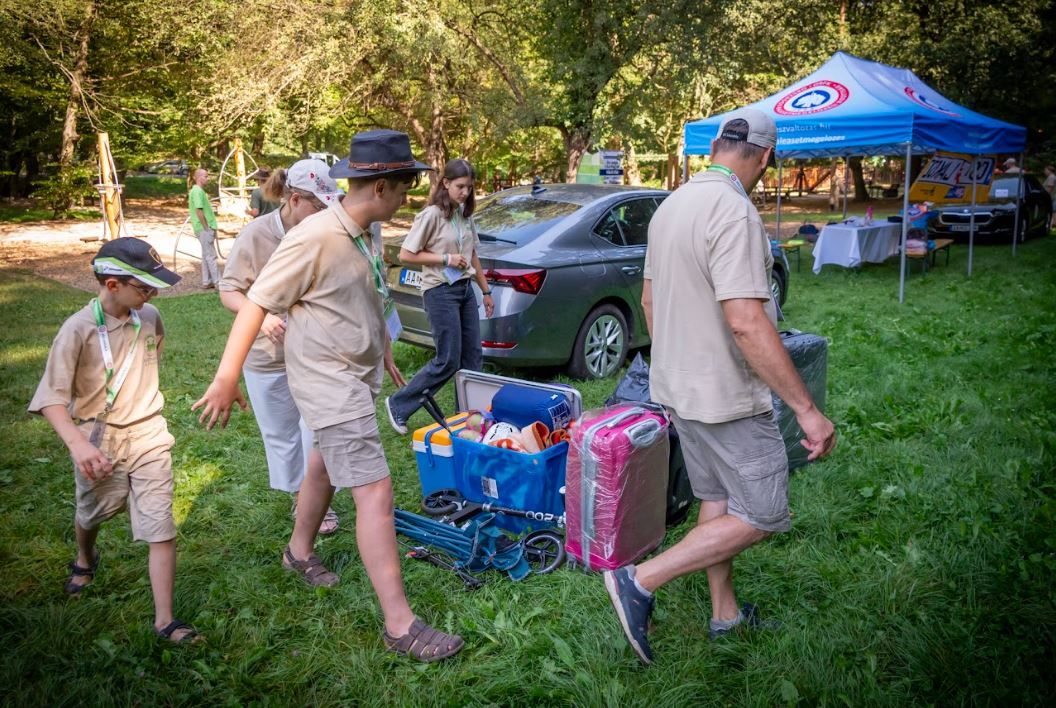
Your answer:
[812,222,902,274]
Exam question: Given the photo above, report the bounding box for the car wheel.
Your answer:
[568,304,628,380]
[770,267,787,307]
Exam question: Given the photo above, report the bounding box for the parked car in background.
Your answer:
[143,159,188,176]
[928,174,1052,243]
[384,184,791,379]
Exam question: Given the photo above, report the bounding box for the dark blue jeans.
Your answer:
[389,279,482,424]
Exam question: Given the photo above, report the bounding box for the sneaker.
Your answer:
[603,566,655,665]
[384,396,408,435]
[708,602,782,640]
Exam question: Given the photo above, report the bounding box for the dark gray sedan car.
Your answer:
[384,183,789,379]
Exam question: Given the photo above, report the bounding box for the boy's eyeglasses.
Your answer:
[124,280,157,298]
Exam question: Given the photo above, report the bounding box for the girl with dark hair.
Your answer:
[384,158,494,433]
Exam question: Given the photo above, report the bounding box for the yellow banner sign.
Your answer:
[909,152,994,204]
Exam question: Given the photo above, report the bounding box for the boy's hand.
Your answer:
[70,438,113,481]
[192,377,248,430]
[384,340,406,387]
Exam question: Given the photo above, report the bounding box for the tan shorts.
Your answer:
[671,408,790,533]
[74,415,176,542]
[313,413,391,488]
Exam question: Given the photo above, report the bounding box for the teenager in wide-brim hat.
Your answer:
[195,129,465,663]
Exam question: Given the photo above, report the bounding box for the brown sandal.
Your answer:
[282,546,339,587]
[382,617,464,663]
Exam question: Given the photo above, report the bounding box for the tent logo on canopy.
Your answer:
[903,87,960,117]
[774,80,849,116]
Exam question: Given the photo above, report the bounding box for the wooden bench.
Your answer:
[905,238,953,273]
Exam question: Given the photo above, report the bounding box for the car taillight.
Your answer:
[484,268,547,295]
[481,340,517,349]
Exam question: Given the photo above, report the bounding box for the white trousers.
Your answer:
[242,367,312,493]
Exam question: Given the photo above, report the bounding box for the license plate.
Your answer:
[399,268,423,288]
[950,224,972,232]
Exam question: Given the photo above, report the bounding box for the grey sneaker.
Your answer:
[603,565,655,665]
[384,396,408,435]
[709,602,782,640]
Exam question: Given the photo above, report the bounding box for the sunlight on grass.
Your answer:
[0,343,51,366]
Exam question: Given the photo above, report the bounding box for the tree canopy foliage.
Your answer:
[1,0,1053,199]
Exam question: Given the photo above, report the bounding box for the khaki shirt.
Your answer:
[29,302,166,425]
[644,170,776,424]
[247,203,387,429]
[220,210,287,372]
[401,204,479,291]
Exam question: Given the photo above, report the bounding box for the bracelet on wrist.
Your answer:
[482,289,492,296]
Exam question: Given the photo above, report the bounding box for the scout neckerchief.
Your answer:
[89,298,141,446]
[707,164,750,202]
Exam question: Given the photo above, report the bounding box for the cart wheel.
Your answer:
[523,530,565,575]
[421,489,464,516]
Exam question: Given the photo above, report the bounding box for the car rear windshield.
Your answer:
[990,177,1025,201]
[473,193,582,244]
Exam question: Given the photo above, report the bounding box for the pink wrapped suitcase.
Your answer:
[565,405,670,571]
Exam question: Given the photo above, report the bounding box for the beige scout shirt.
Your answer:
[644,170,777,424]
[29,302,166,426]
[219,210,287,373]
[401,204,479,291]
[247,203,387,430]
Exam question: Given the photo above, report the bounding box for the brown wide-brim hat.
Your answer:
[329,129,433,179]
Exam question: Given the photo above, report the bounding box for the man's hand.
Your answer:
[482,294,494,318]
[192,377,248,430]
[260,313,286,345]
[70,437,113,481]
[797,406,837,461]
[384,340,406,387]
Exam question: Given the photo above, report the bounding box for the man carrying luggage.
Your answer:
[603,108,836,665]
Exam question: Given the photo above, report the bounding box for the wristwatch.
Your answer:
[482,289,492,296]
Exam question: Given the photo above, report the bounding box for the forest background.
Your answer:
[2,0,1055,204]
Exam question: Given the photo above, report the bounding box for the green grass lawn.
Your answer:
[1,239,1054,705]
[0,205,98,223]
[123,175,189,200]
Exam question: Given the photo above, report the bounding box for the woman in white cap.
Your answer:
[218,159,344,534]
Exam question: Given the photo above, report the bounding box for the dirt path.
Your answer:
[0,197,412,296]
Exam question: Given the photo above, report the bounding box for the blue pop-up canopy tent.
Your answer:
[683,51,1028,301]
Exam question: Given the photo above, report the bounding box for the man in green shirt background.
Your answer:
[188,168,220,289]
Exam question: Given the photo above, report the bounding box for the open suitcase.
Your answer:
[565,405,670,571]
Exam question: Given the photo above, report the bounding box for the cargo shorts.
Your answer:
[74,415,176,542]
[670,408,790,533]
[313,413,391,488]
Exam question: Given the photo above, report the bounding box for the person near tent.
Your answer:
[1002,157,1021,174]
[194,129,464,663]
[602,108,836,665]
[383,158,494,435]
[219,159,345,536]
[187,168,220,289]
[1042,165,1055,230]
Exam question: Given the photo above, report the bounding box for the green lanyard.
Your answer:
[707,164,749,201]
[350,232,389,301]
[91,298,141,411]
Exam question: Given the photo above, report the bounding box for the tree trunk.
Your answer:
[59,1,96,168]
[563,126,591,183]
[623,141,642,186]
[849,156,869,202]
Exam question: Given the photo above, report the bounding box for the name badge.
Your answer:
[88,409,109,447]
[442,265,464,285]
[384,299,402,342]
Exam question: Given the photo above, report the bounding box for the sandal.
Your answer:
[282,545,339,587]
[382,617,464,663]
[155,619,202,645]
[318,508,340,536]
[64,550,100,595]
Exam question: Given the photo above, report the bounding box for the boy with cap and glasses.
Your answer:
[194,130,463,663]
[219,159,346,536]
[29,238,201,644]
[603,109,836,665]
